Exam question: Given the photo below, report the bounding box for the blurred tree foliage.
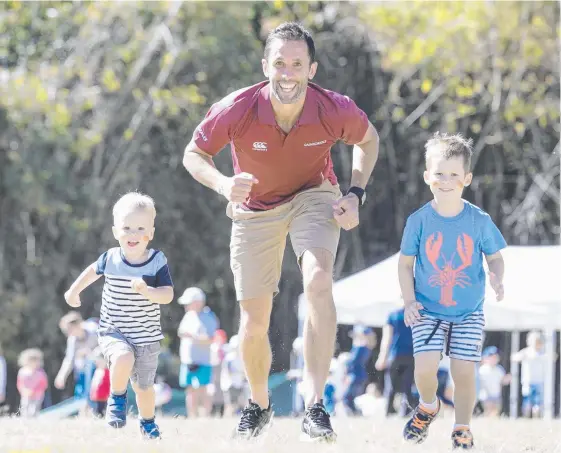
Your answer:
[0,1,558,407]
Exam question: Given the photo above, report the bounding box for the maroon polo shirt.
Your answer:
[193,81,369,210]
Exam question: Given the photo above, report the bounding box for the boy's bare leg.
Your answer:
[450,359,477,425]
[132,383,156,420]
[110,352,135,394]
[414,352,441,406]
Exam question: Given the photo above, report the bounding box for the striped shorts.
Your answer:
[411,311,485,362]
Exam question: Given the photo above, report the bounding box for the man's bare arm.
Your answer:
[182,141,229,195]
[350,122,380,189]
[183,141,258,203]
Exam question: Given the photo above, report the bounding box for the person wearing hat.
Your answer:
[478,346,510,417]
[342,324,376,415]
[177,287,219,417]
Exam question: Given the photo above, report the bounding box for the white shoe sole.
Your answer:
[299,431,337,443]
[232,411,275,442]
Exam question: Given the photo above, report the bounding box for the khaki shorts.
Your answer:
[226,180,341,301]
[98,327,161,390]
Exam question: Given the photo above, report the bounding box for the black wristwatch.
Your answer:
[347,186,366,206]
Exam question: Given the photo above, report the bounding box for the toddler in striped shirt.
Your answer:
[64,192,174,439]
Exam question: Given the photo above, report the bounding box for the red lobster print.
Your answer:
[425,232,474,307]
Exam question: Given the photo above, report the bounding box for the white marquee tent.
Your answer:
[297,245,561,418]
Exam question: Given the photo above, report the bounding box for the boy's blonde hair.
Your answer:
[18,348,44,368]
[425,132,474,172]
[112,191,156,223]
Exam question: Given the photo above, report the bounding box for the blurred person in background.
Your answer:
[177,287,219,418]
[343,325,375,415]
[89,347,111,418]
[322,359,338,415]
[375,307,416,417]
[54,312,99,401]
[17,348,48,417]
[511,330,547,418]
[183,21,379,441]
[221,334,247,417]
[287,336,305,415]
[332,351,351,415]
[209,329,227,417]
[478,346,510,417]
[354,382,386,417]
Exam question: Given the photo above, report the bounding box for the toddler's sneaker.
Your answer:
[106,392,127,428]
[140,418,161,440]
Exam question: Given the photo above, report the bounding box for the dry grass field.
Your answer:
[1,414,560,453]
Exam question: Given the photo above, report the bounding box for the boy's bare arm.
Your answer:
[398,254,417,303]
[485,251,505,301]
[398,253,423,326]
[131,280,174,305]
[64,263,102,307]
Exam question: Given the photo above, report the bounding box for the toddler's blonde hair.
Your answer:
[112,191,156,223]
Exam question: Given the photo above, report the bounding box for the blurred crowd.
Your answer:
[0,296,552,420]
[288,308,552,420]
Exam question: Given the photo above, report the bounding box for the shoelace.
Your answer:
[108,399,125,415]
[238,404,262,431]
[109,395,126,406]
[307,405,331,429]
[142,422,158,432]
[411,409,432,431]
[453,430,473,445]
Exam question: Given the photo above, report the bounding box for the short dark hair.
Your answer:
[264,22,316,63]
[425,132,474,172]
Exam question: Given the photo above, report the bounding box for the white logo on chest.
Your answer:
[304,140,327,147]
[252,142,268,151]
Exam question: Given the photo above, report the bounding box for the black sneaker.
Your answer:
[233,400,274,440]
[301,401,337,443]
[451,427,475,449]
[403,400,441,444]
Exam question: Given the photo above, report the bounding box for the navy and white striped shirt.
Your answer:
[96,247,173,346]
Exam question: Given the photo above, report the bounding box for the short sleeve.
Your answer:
[498,365,506,379]
[336,96,369,145]
[192,102,235,156]
[95,251,108,275]
[154,252,173,287]
[39,370,48,392]
[178,314,189,335]
[481,215,507,255]
[400,215,421,256]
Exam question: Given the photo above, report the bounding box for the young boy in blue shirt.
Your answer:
[398,133,506,449]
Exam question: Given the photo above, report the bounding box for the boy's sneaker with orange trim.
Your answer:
[402,400,441,444]
[451,427,475,449]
